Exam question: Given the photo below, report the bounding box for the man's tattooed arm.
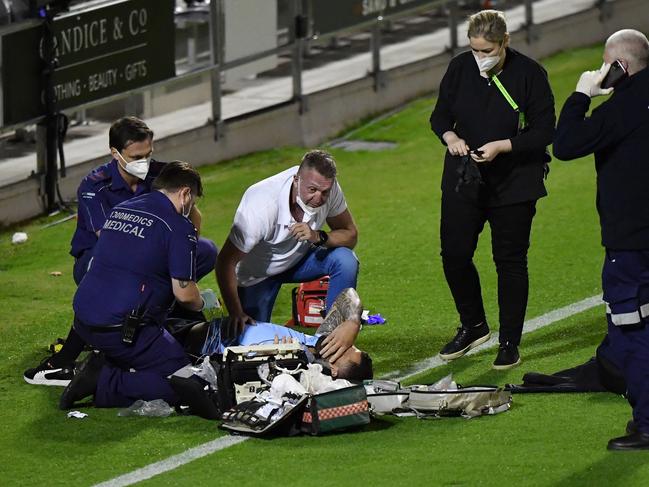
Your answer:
[316,288,362,336]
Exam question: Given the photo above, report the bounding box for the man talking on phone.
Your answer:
[554,29,649,451]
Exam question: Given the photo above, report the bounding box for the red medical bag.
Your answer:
[290,276,329,328]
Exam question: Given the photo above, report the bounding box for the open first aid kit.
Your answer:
[365,375,512,419]
[215,343,308,412]
[216,343,370,437]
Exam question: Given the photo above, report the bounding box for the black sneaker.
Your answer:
[59,351,104,410]
[24,356,74,387]
[439,323,491,360]
[493,342,521,370]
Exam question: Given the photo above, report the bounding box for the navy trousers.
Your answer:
[601,249,649,433]
[74,318,190,408]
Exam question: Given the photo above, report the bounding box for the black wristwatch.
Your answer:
[317,230,329,247]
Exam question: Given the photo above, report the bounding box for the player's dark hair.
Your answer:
[109,116,153,152]
[153,161,203,197]
[338,352,373,382]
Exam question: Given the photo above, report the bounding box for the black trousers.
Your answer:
[440,190,537,346]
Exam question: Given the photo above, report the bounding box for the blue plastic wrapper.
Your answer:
[366,313,386,325]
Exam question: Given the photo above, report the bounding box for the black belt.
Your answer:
[85,324,124,333]
[75,318,156,333]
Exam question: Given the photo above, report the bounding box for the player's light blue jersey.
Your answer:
[202,320,319,356]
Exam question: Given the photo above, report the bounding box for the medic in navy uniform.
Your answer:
[59,161,218,409]
[24,117,217,387]
[554,30,649,450]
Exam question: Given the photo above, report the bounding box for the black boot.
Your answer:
[170,375,221,420]
[59,351,104,410]
[607,431,649,451]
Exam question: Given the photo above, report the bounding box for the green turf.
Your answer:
[2,43,647,486]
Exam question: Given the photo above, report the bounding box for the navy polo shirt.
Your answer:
[70,159,164,258]
[73,191,198,326]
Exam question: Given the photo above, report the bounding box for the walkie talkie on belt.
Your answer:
[123,284,146,344]
[122,311,140,344]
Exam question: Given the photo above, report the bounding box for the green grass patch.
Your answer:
[2,43,645,486]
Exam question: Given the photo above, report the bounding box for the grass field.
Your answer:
[2,44,648,486]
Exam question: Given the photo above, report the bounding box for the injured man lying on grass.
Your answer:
[59,288,373,415]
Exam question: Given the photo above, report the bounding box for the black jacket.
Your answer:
[554,67,649,250]
[430,48,555,206]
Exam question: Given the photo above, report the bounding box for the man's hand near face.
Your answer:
[289,222,318,243]
[319,319,361,363]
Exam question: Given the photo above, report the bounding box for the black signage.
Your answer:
[310,0,434,36]
[2,0,175,126]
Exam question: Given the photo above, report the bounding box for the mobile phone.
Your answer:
[601,60,628,89]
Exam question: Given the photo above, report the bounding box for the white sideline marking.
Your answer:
[93,294,603,487]
[384,294,603,382]
[92,436,249,487]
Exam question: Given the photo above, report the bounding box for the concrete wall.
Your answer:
[2,0,649,226]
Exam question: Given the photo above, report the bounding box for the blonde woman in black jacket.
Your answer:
[430,10,555,369]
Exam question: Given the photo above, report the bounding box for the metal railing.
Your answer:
[0,0,611,136]
[0,0,612,212]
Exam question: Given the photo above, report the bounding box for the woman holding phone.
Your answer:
[430,10,555,369]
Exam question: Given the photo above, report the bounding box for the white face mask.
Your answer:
[181,191,193,219]
[474,53,500,73]
[115,150,150,180]
[296,178,324,220]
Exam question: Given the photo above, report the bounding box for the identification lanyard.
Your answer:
[491,75,527,132]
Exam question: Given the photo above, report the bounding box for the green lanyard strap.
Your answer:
[491,75,527,132]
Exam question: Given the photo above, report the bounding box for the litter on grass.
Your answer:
[11,232,28,244]
[366,314,386,325]
[67,411,88,419]
[118,399,174,417]
[362,310,387,325]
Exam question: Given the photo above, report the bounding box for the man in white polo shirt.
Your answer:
[216,150,359,360]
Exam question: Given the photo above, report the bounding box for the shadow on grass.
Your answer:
[22,403,217,447]
[363,415,396,432]
[554,453,649,487]
[243,415,395,443]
